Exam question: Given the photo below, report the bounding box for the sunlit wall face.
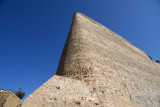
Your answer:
[0,0,160,100]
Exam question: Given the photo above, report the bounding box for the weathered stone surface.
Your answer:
[0,91,23,107]
[23,12,160,107]
[23,75,99,107]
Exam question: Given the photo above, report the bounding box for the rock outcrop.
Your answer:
[22,12,160,107]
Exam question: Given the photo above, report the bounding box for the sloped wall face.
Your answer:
[0,92,23,107]
[23,13,160,107]
[56,13,160,106]
[23,75,100,107]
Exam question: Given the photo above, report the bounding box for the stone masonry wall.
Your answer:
[23,12,160,107]
[56,13,160,106]
[0,91,23,107]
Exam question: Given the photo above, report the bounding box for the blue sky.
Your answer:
[0,0,160,100]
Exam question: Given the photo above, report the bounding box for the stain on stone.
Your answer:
[95,103,99,105]
[75,101,81,105]
[56,86,60,89]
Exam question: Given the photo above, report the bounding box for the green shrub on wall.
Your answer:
[14,91,25,99]
[156,60,160,64]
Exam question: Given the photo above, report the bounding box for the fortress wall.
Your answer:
[22,75,100,107]
[23,13,160,107]
[55,13,160,106]
[0,91,23,107]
